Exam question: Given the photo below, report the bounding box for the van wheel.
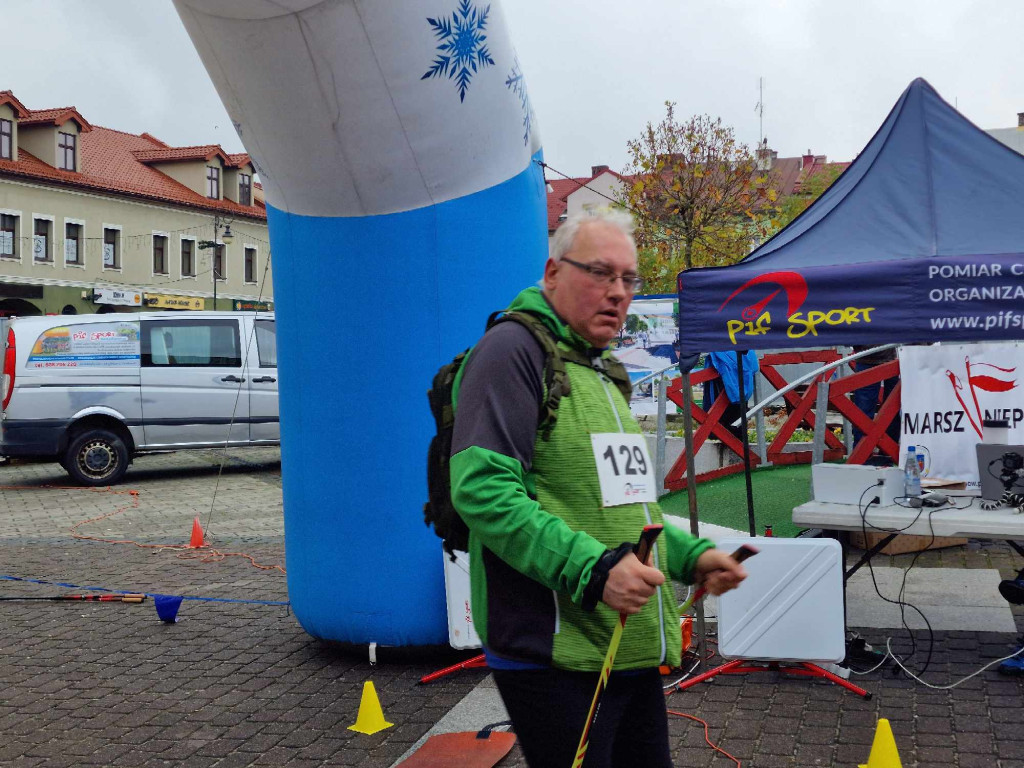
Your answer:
[65,429,129,486]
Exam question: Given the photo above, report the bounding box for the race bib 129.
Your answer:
[590,433,657,507]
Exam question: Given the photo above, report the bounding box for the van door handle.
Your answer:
[221,375,246,383]
[251,376,277,383]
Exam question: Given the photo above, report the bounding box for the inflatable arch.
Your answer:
[174,0,547,645]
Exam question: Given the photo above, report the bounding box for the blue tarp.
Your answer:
[677,78,1024,371]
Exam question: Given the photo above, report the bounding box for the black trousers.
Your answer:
[492,667,673,768]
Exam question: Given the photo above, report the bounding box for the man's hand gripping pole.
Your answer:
[571,524,663,768]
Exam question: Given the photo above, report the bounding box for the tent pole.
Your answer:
[736,351,756,537]
[680,371,707,671]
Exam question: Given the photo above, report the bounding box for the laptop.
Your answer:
[976,444,1024,501]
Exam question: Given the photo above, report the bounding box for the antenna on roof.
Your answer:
[755,77,765,148]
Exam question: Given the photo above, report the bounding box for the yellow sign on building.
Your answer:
[145,294,204,310]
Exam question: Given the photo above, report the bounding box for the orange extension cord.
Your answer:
[665,708,742,767]
[2,483,285,573]
[664,650,742,767]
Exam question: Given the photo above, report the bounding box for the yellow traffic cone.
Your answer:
[859,718,903,768]
[348,681,394,735]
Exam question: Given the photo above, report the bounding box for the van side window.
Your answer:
[255,320,276,368]
[141,319,241,367]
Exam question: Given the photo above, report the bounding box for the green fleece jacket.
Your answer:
[450,287,713,671]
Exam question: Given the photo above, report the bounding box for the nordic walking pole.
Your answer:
[572,524,663,768]
[0,594,147,603]
[678,544,759,614]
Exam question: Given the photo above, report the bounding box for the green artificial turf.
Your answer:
[659,463,813,538]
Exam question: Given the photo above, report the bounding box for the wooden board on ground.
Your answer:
[848,531,968,556]
[395,731,516,768]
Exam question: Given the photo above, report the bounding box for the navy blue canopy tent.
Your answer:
[677,78,1024,372]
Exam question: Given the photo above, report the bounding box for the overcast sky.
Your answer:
[5,0,1023,179]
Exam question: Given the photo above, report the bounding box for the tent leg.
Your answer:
[736,352,756,537]
[680,372,707,672]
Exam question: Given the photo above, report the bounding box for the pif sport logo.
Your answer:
[717,271,875,344]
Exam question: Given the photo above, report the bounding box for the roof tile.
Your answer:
[0,91,262,220]
[20,106,92,131]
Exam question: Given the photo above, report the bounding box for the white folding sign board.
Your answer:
[442,549,481,650]
[717,537,845,663]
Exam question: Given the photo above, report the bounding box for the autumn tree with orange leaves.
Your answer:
[618,103,779,293]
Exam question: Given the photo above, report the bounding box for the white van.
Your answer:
[0,311,278,485]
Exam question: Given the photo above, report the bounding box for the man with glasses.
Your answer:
[450,207,747,767]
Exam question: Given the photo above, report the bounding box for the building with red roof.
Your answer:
[545,151,849,243]
[0,90,271,316]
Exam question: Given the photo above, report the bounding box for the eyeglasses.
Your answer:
[560,257,644,294]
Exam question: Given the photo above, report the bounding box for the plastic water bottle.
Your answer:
[904,445,922,498]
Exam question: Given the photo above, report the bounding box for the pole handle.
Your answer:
[633,524,663,565]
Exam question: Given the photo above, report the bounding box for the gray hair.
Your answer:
[549,207,637,263]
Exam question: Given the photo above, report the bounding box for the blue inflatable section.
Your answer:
[268,153,547,645]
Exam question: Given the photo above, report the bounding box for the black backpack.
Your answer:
[424,310,631,560]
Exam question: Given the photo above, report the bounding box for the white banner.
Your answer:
[899,342,1024,489]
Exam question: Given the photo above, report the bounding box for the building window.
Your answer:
[181,239,195,277]
[0,120,11,161]
[33,219,51,262]
[244,247,256,283]
[58,132,76,171]
[153,234,168,274]
[0,214,17,258]
[64,222,82,264]
[213,243,225,281]
[238,173,252,206]
[206,166,220,199]
[103,228,120,269]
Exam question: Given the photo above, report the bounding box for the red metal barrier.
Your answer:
[825,359,901,464]
[662,352,901,490]
[664,368,761,491]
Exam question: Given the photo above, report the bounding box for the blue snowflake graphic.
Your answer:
[422,0,495,102]
[505,56,533,145]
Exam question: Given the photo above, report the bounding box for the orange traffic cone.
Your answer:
[189,517,205,548]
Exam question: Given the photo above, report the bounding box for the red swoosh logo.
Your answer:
[718,271,809,321]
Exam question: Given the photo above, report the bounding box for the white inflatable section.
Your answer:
[175,0,540,217]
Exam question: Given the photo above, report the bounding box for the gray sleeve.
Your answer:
[451,321,546,470]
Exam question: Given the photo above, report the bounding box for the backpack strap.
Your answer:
[594,354,634,404]
[488,311,568,440]
[487,311,634,439]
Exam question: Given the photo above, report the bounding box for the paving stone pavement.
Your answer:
[0,450,1021,767]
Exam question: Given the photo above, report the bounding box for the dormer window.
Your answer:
[239,173,252,206]
[0,120,11,160]
[206,166,220,199]
[58,131,76,171]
